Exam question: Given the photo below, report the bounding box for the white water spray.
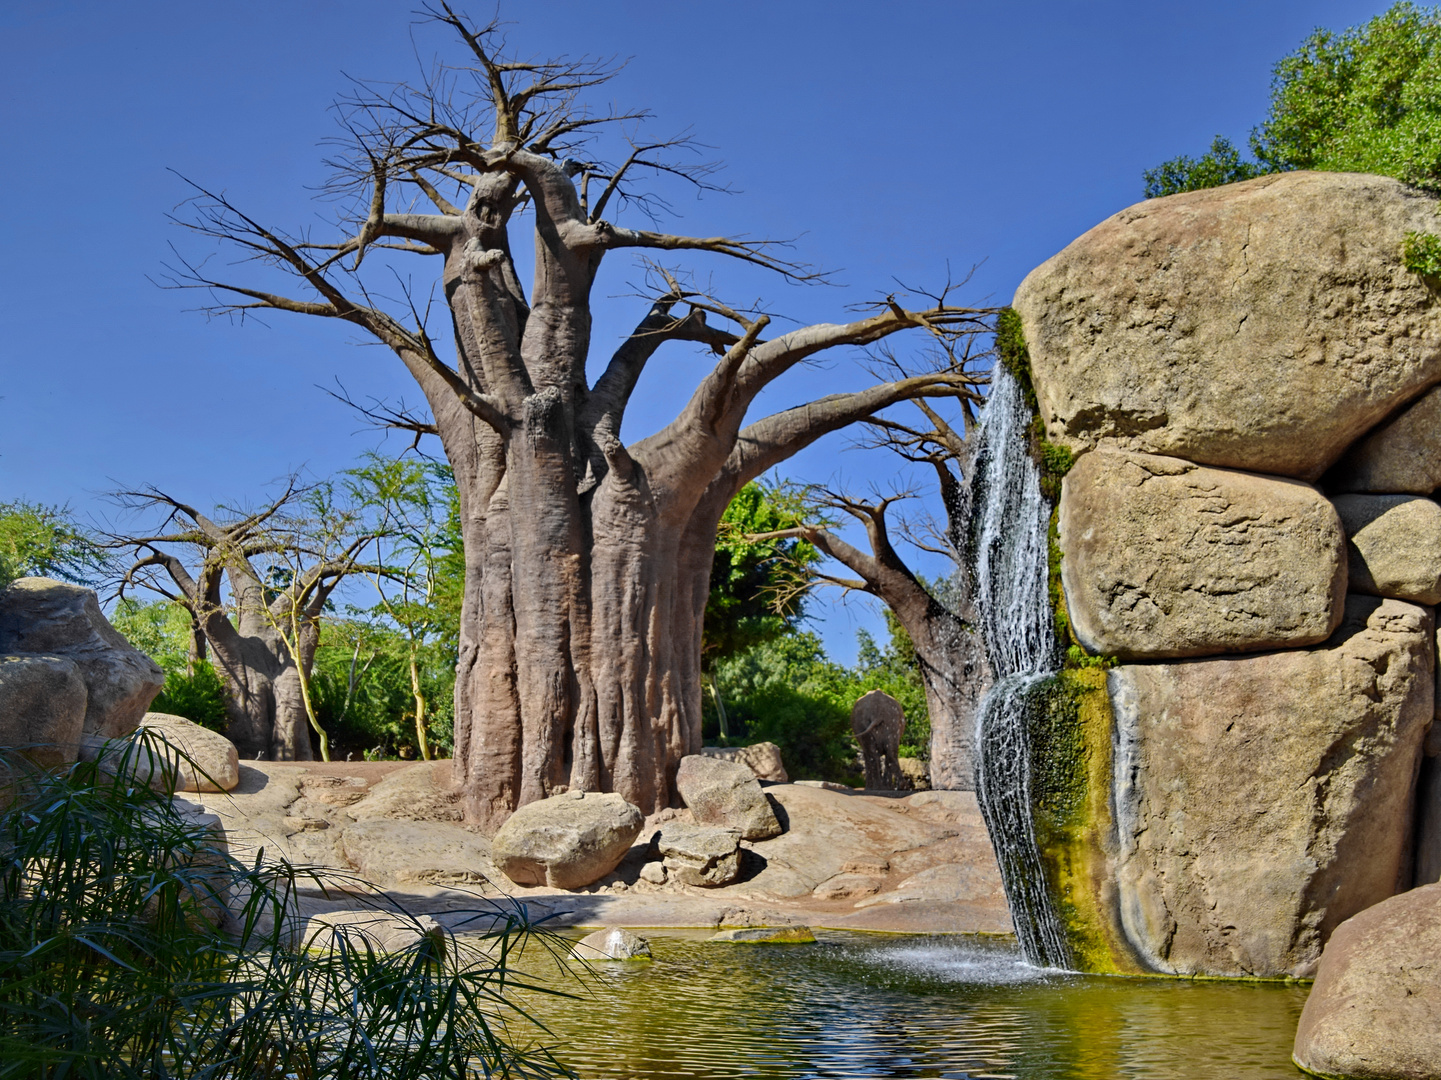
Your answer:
[971,364,1073,970]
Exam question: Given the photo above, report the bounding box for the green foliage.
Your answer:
[0,501,107,589]
[0,739,572,1078]
[110,597,193,674]
[152,661,230,732]
[1254,2,1441,186]
[1404,228,1441,275]
[1142,136,1268,199]
[995,308,1073,501]
[1145,3,1441,196]
[704,481,819,667]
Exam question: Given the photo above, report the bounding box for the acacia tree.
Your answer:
[168,6,993,828]
[109,483,388,760]
[753,395,990,790]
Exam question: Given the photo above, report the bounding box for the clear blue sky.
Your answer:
[0,0,1393,660]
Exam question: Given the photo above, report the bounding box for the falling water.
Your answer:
[971,365,1073,970]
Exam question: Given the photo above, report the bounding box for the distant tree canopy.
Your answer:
[0,501,107,588]
[1144,2,1441,198]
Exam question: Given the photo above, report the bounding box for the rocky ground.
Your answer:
[187,759,1012,936]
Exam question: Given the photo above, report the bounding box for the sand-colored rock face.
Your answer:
[0,654,86,768]
[1058,450,1346,659]
[1110,596,1433,978]
[1333,494,1441,605]
[1329,383,1441,495]
[490,789,643,889]
[138,712,240,792]
[1015,172,1441,480]
[0,578,163,739]
[1293,883,1441,1080]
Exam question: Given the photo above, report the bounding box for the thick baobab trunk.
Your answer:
[203,602,315,761]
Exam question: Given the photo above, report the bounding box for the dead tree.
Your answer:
[751,393,991,789]
[164,5,995,827]
[108,484,386,760]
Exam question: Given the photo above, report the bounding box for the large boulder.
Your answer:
[675,755,782,841]
[697,741,788,782]
[851,689,906,789]
[1109,596,1433,977]
[655,823,742,887]
[1333,494,1441,606]
[0,578,163,739]
[1329,384,1441,495]
[1293,884,1441,1080]
[0,654,86,768]
[1015,172,1441,480]
[138,712,240,792]
[490,790,643,889]
[1059,450,1346,659]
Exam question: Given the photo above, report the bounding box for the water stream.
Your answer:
[971,365,1072,969]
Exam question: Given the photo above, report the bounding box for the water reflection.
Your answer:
[507,932,1307,1079]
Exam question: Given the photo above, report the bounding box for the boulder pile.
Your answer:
[1017,173,1441,984]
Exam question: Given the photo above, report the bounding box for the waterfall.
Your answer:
[971,364,1073,970]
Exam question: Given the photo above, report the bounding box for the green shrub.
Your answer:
[151,660,229,732]
[1404,229,1441,276]
[0,736,573,1078]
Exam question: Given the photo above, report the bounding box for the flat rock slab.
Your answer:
[1059,450,1345,659]
[1333,494,1441,605]
[709,925,816,944]
[302,910,445,953]
[1110,595,1434,978]
[1015,172,1441,480]
[341,818,502,889]
[655,823,742,888]
[1294,883,1441,1080]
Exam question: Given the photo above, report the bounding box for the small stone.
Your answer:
[811,873,882,900]
[569,927,652,961]
[708,925,816,944]
[638,861,666,885]
[675,755,782,841]
[656,823,742,887]
[1333,494,1441,605]
[842,858,890,876]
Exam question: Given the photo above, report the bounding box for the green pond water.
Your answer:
[507,931,1309,1080]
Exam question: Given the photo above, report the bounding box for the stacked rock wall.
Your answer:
[1015,171,1441,978]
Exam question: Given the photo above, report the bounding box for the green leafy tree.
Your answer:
[0,501,107,588]
[110,598,229,732]
[1145,3,1441,196]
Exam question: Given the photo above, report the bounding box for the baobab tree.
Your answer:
[750,392,991,790]
[108,482,389,761]
[167,5,994,828]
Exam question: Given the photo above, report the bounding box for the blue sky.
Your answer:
[0,0,1394,660]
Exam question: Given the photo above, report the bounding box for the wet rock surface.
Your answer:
[1109,596,1434,977]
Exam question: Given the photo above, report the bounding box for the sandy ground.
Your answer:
[187,759,1013,936]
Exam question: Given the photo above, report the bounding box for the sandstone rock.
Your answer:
[344,761,462,822]
[341,818,501,889]
[675,755,782,841]
[0,578,163,738]
[1110,596,1434,977]
[1015,172,1441,480]
[697,741,788,782]
[303,910,445,953]
[851,690,905,790]
[1333,494,1441,605]
[655,823,742,887]
[569,927,652,961]
[490,789,643,889]
[708,925,815,944]
[1329,384,1441,495]
[638,860,667,885]
[1293,884,1441,1080]
[898,757,930,791]
[1058,450,1346,659]
[139,712,240,792]
[811,873,882,900]
[853,863,1007,909]
[0,653,86,768]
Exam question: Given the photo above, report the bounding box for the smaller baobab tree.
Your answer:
[749,359,991,790]
[107,481,392,761]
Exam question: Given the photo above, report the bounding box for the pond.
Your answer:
[509,931,1309,1080]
